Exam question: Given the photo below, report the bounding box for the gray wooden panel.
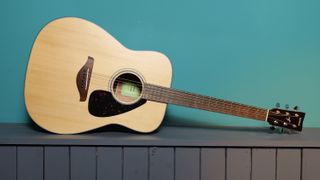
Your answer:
[0,146,16,180]
[277,148,301,180]
[252,148,276,180]
[123,147,148,180]
[97,147,122,180]
[45,146,69,180]
[226,148,251,180]
[17,146,43,180]
[302,148,320,180]
[70,146,96,180]
[201,148,225,180]
[175,148,200,180]
[149,147,174,180]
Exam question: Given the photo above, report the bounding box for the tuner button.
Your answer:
[293,106,299,111]
[286,117,291,122]
[283,122,288,126]
[276,102,280,108]
[285,104,289,109]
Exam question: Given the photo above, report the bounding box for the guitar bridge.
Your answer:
[76,56,94,101]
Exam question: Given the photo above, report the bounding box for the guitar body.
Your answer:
[25,17,305,134]
[25,17,172,134]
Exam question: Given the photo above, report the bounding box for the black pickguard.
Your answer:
[88,90,146,117]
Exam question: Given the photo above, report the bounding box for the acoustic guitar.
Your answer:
[24,17,305,134]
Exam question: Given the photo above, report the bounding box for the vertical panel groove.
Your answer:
[199,148,201,180]
[122,147,124,180]
[16,146,18,180]
[43,146,45,180]
[69,146,71,180]
[300,149,303,180]
[95,147,97,180]
[225,148,227,180]
[174,147,176,180]
[250,148,252,180]
[275,148,278,180]
[148,147,150,180]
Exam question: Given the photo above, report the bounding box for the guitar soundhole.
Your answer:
[89,72,146,117]
[111,72,144,105]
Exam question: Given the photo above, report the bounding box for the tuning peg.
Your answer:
[293,106,299,111]
[275,102,280,108]
[285,104,289,109]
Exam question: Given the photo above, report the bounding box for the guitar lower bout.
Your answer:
[25,17,172,134]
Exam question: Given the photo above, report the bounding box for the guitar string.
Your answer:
[88,83,266,119]
[114,86,267,120]
[90,74,274,117]
[91,79,285,120]
[90,73,257,110]
[91,73,265,112]
[91,73,287,115]
[75,71,295,124]
[88,74,268,119]
[143,84,286,118]
[87,73,287,118]
[143,84,268,120]
[145,83,266,110]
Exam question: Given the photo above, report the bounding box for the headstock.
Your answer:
[267,105,305,131]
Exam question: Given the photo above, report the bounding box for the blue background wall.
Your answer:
[0,0,319,128]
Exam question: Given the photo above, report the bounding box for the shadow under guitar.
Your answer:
[27,113,296,135]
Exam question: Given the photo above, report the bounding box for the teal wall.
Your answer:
[1,0,319,128]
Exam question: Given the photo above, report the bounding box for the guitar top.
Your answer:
[25,17,305,134]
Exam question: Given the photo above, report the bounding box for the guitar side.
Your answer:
[24,17,172,134]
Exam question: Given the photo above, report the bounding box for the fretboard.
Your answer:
[142,83,268,121]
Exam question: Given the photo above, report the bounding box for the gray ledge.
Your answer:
[0,123,320,147]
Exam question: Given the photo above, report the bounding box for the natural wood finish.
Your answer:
[25,17,295,134]
[25,17,172,134]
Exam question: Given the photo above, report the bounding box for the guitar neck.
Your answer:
[142,84,268,121]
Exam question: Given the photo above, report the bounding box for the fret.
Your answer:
[143,84,268,121]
